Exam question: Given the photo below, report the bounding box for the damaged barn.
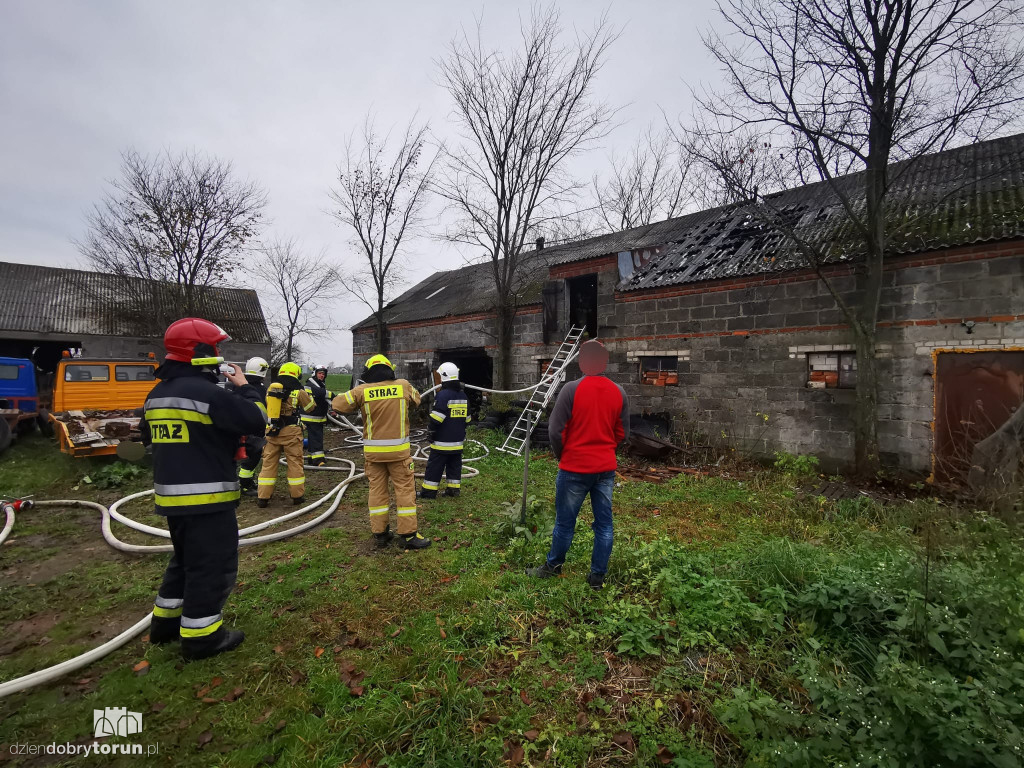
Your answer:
[352,133,1024,478]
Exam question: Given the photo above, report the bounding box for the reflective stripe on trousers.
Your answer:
[180,613,223,638]
[153,596,183,618]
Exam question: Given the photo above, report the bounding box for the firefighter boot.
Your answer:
[149,616,181,644]
[417,488,438,500]
[257,498,269,509]
[400,532,432,550]
[444,488,460,498]
[373,525,395,549]
[292,495,305,506]
[182,626,246,661]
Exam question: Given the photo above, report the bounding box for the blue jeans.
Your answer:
[546,469,616,576]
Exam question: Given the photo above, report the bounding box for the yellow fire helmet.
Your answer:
[279,362,302,379]
[365,354,395,371]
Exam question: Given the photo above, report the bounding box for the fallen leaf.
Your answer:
[523,729,539,742]
[274,719,287,733]
[612,732,635,753]
[480,713,501,724]
[314,647,325,658]
[272,645,285,655]
[288,670,306,687]
[197,731,213,748]
[575,712,588,728]
[253,709,273,724]
[349,685,365,697]
[201,697,219,704]
[223,687,245,702]
[141,634,150,642]
[389,627,402,638]
[656,745,676,765]
[333,645,343,653]
[503,742,525,765]
[519,690,531,706]
[209,676,223,689]
[132,660,150,677]
[439,628,447,639]
[151,702,166,713]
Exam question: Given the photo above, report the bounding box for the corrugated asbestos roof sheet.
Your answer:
[352,252,554,330]
[0,261,272,344]
[355,132,1024,327]
[619,132,1024,291]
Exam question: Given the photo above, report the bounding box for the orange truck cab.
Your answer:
[52,360,158,412]
[49,358,159,457]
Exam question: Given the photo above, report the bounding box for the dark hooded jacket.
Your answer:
[141,360,267,516]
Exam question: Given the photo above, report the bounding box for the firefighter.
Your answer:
[332,354,429,550]
[257,362,315,507]
[302,364,333,466]
[419,362,470,499]
[142,318,268,660]
[236,357,270,495]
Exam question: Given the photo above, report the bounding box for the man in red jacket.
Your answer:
[527,339,630,589]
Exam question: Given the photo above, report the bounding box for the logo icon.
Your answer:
[93,708,143,738]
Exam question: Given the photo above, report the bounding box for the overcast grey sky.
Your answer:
[0,0,717,365]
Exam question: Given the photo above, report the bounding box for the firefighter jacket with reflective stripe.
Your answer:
[332,378,420,461]
[429,384,471,451]
[141,361,268,516]
[278,387,313,423]
[302,377,333,422]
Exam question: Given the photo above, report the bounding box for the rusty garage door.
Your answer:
[934,350,1024,484]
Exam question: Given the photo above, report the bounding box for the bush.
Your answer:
[773,451,820,478]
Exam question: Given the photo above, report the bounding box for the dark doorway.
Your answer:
[567,274,598,339]
[434,347,493,417]
[934,350,1024,483]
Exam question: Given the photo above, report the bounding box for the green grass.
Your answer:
[1,428,1022,767]
[325,374,353,393]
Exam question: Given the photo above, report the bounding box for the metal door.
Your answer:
[934,351,1024,483]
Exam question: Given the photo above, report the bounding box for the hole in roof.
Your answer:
[424,286,446,301]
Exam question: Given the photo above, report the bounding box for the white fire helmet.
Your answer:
[244,356,270,377]
[437,362,460,382]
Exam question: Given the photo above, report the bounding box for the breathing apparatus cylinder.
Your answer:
[266,382,285,421]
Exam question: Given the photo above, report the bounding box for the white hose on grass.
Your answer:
[0,504,14,546]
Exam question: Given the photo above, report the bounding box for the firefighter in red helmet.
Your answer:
[141,318,268,660]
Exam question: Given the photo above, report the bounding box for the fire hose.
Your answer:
[0,350,577,698]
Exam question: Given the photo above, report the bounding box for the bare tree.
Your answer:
[330,117,438,354]
[594,127,690,231]
[693,0,1024,475]
[76,149,266,332]
[437,6,617,387]
[253,240,340,363]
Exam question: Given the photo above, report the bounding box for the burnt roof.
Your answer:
[0,261,272,344]
[355,132,1024,327]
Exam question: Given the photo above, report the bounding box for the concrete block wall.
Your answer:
[75,334,268,365]
[605,247,1023,472]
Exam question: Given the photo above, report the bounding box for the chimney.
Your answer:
[536,236,545,251]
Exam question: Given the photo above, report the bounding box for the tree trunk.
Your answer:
[376,289,387,354]
[853,329,881,476]
[495,303,515,390]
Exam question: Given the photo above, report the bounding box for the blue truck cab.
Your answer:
[0,357,41,452]
[0,357,38,413]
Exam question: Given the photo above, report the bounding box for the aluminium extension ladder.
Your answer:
[497,324,586,456]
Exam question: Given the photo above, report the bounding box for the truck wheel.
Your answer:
[37,409,53,438]
[0,418,11,454]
